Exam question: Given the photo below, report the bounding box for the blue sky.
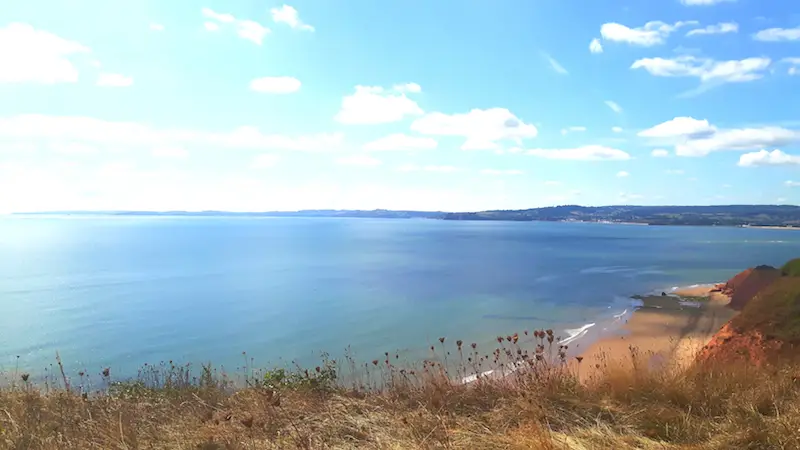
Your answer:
[1,0,800,212]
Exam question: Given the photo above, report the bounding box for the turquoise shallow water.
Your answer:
[2,216,800,378]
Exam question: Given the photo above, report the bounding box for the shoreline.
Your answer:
[576,284,735,378]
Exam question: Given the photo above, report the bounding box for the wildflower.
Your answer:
[430,346,435,351]
[497,336,503,343]
[315,366,321,373]
[372,360,379,366]
[20,373,29,382]
[576,356,584,363]
[546,329,553,336]
[439,337,445,344]
[471,343,477,349]
[524,330,528,336]
[456,340,463,349]
[512,333,519,344]
[102,368,110,377]
[506,335,512,342]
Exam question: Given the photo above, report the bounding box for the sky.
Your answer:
[1,0,800,212]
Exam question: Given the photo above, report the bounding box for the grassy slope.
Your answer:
[733,273,800,344]
[3,343,800,449]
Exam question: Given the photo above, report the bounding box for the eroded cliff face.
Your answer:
[712,265,781,311]
[700,266,779,365]
[698,322,782,366]
[700,267,800,366]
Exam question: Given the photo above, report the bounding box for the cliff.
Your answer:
[700,261,800,365]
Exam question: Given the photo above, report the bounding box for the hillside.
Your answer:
[701,258,800,365]
[443,205,800,226]
[14,204,800,226]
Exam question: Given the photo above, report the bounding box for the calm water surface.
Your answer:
[2,216,800,377]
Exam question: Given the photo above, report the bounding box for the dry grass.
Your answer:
[3,334,800,449]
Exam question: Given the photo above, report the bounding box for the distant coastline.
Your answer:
[11,204,800,227]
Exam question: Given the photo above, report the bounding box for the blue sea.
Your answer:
[2,216,800,378]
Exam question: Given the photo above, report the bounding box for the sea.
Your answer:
[2,215,800,379]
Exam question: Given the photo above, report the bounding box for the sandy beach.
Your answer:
[577,285,737,379]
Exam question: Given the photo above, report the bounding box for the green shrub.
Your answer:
[781,258,800,277]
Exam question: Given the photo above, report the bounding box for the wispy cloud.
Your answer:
[605,101,623,113]
[543,52,568,75]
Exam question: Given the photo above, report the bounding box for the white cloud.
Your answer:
[543,53,568,75]
[678,128,800,157]
[397,164,459,173]
[641,117,800,157]
[754,27,800,42]
[480,169,524,176]
[201,8,235,23]
[544,180,562,186]
[393,82,422,93]
[252,153,281,168]
[616,171,630,177]
[651,149,670,157]
[612,126,623,133]
[270,5,314,31]
[151,146,188,159]
[336,155,382,167]
[411,108,538,150]
[335,85,423,125]
[589,38,603,54]
[619,192,644,202]
[201,8,269,45]
[250,76,301,94]
[738,149,800,167]
[526,145,630,161]
[785,181,800,187]
[605,101,623,113]
[631,56,771,84]
[561,126,587,135]
[686,22,738,36]
[680,0,735,5]
[236,21,270,45]
[638,117,716,138]
[149,23,165,31]
[0,115,345,152]
[783,58,800,75]
[363,134,437,151]
[50,142,97,155]
[600,20,697,46]
[665,169,685,175]
[96,73,133,87]
[0,23,90,84]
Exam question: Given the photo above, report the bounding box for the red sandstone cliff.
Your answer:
[700,267,800,366]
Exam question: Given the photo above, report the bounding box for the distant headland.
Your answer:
[13,204,800,227]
